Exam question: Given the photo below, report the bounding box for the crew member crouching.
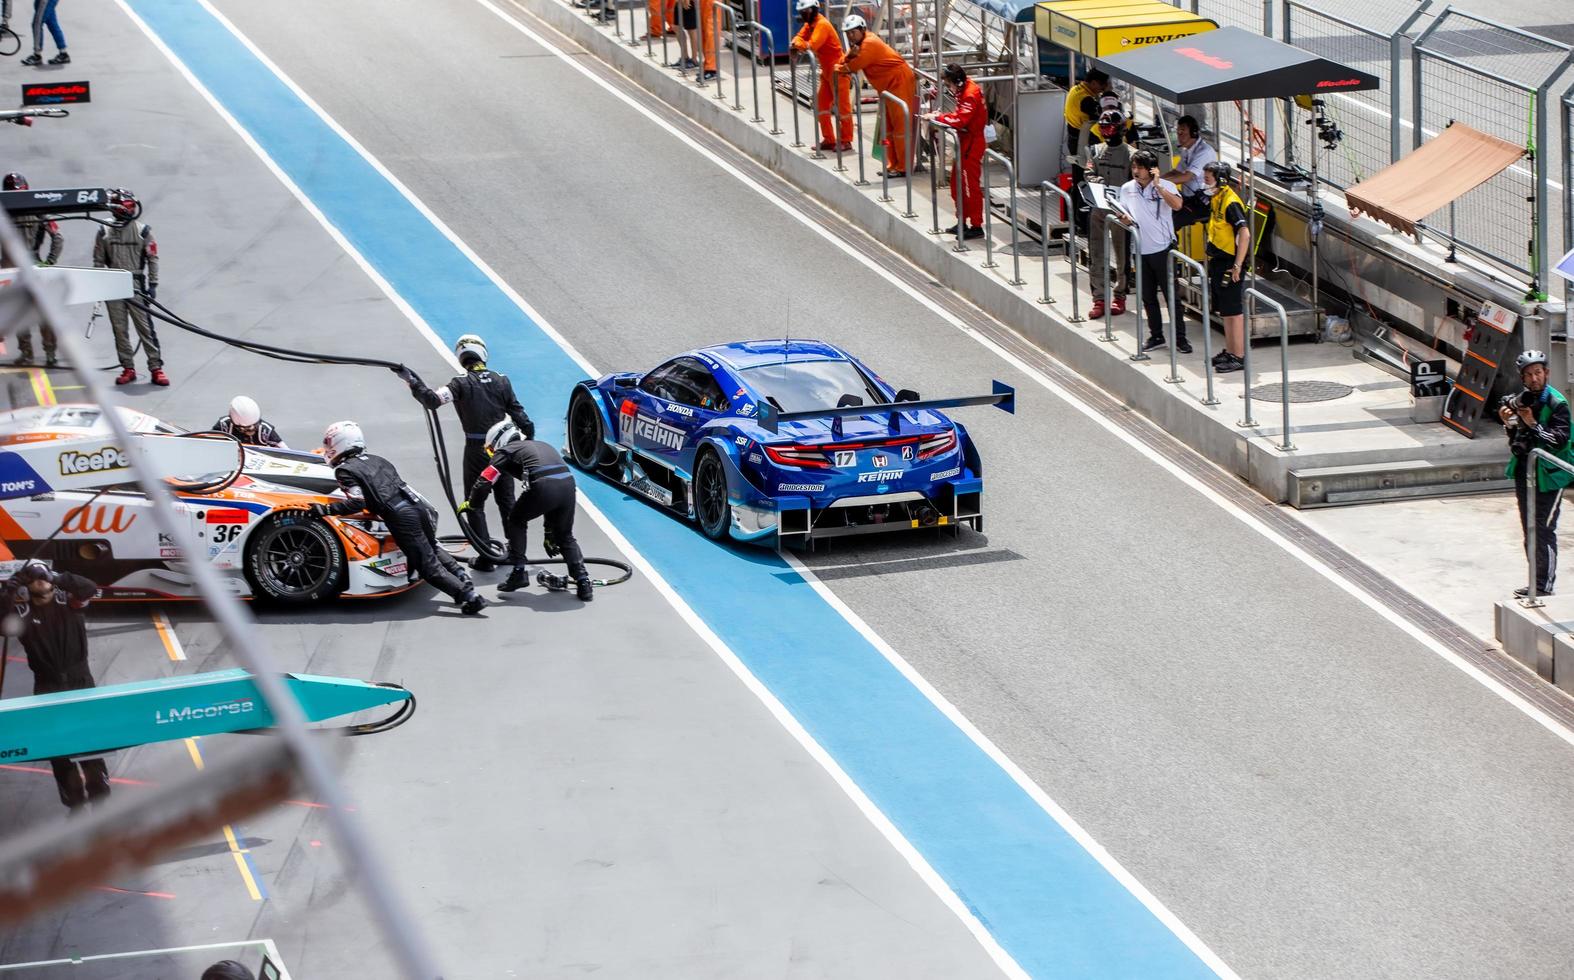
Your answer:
[461,420,593,602]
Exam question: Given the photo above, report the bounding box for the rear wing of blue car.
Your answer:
[756,380,1015,434]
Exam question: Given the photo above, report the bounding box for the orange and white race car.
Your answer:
[0,404,419,603]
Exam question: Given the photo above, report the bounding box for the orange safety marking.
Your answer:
[1455,386,1486,402]
[1466,350,1498,369]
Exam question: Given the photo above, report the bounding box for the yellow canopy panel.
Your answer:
[1036,0,1217,57]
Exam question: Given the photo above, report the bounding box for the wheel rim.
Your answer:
[570,396,601,466]
[697,457,726,533]
[259,524,333,596]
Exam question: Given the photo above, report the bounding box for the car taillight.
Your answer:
[917,430,956,459]
[764,444,832,469]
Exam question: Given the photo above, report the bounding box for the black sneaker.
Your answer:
[701,70,718,81]
[576,578,595,602]
[20,53,41,66]
[1215,353,1244,374]
[1177,340,1193,354]
[1513,586,1554,598]
[1142,336,1167,352]
[962,226,984,240]
[44,354,58,368]
[47,52,69,65]
[941,223,959,235]
[1211,350,1230,364]
[10,354,32,367]
[499,566,530,592]
[460,591,488,615]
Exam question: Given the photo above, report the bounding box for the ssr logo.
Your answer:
[59,446,130,476]
[155,698,257,726]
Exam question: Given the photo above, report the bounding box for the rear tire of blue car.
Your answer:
[694,450,731,541]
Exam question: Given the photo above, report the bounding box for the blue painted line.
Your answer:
[128,2,1218,975]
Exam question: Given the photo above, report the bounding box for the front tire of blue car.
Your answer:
[695,450,731,541]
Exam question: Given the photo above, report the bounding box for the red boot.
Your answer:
[150,369,170,387]
[114,368,136,385]
[1110,296,1127,316]
[1088,299,1106,319]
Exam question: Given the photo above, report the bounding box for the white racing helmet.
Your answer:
[842,13,866,31]
[228,395,261,429]
[454,333,488,367]
[322,420,366,464]
[484,419,525,455]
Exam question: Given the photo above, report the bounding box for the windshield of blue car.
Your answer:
[739,359,885,414]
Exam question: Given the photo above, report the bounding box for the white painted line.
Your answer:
[117,2,1027,976]
[152,609,186,661]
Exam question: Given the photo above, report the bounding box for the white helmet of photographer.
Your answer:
[484,419,525,454]
[454,334,488,367]
[842,13,866,30]
[322,420,366,464]
[1517,349,1548,371]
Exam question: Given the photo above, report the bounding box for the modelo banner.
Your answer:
[21,80,90,106]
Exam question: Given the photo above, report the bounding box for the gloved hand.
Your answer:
[542,529,561,558]
[391,364,417,385]
[306,502,330,518]
[144,283,158,300]
[456,501,471,514]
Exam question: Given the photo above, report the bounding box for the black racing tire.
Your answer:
[244,512,346,604]
[568,388,615,470]
[694,450,732,541]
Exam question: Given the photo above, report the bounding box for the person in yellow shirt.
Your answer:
[835,15,916,175]
[791,0,852,150]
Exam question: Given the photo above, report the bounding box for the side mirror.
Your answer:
[895,389,920,402]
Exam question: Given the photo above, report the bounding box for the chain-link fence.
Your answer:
[1411,9,1572,292]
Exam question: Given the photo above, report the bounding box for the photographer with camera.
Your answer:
[1501,349,1574,597]
[6,560,109,812]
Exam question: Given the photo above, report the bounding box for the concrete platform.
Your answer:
[528,0,1509,505]
[1496,595,1574,694]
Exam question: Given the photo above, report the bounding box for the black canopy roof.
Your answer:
[1092,26,1380,103]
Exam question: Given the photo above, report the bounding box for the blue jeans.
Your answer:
[32,0,65,53]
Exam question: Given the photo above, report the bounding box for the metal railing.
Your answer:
[880,90,917,216]
[1243,286,1294,451]
[1563,81,1574,309]
[747,21,781,134]
[852,75,869,185]
[1169,249,1219,406]
[1099,212,1122,344]
[928,121,967,251]
[1038,182,1078,320]
[982,150,1024,285]
[1128,231,1153,362]
[1520,447,1574,607]
[712,3,743,107]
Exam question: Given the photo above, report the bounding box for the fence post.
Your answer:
[789,52,803,147]
[1038,182,1079,319]
[982,154,998,269]
[1564,82,1573,310]
[1524,451,1544,607]
[1129,230,1150,361]
[1164,252,1182,383]
[1240,288,1258,428]
[1101,213,1121,343]
[756,25,781,134]
[853,75,869,185]
[1171,249,1218,405]
[1393,1,1434,164]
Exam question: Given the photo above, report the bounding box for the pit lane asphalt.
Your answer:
[181,0,1574,977]
[0,8,1005,977]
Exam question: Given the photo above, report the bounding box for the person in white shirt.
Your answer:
[1118,149,1185,353]
[1163,115,1215,229]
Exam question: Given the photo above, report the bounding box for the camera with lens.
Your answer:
[1501,389,1537,427]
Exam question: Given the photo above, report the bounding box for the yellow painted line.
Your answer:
[184,736,264,902]
[51,384,85,391]
[35,368,56,406]
[151,610,185,661]
[26,369,48,407]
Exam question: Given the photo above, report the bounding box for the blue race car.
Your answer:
[563,339,1013,548]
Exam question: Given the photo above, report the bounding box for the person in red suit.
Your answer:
[927,63,987,239]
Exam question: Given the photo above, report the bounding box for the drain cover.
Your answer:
[1247,379,1355,404]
